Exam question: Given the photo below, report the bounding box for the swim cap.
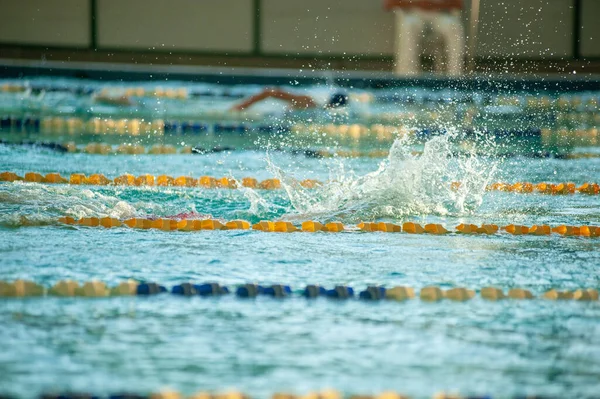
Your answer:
[328,93,348,108]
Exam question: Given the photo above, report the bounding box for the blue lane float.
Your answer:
[136,282,167,295]
[359,286,387,300]
[263,284,292,298]
[195,283,229,296]
[326,286,355,299]
[303,284,328,298]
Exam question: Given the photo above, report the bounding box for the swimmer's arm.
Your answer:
[231,88,317,111]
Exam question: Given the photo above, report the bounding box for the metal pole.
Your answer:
[467,0,480,73]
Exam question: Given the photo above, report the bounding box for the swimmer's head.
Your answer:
[327,93,348,108]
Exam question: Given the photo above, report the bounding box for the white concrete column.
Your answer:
[393,9,425,76]
[432,11,465,76]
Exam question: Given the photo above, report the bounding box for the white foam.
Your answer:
[264,130,498,221]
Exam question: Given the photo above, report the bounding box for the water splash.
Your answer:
[0,183,138,226]
[265,130,499,222]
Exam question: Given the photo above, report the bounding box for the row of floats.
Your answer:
[5,140,600,159]
[1,83,189,99]
[55,217,600,237]
[0,171,291,189]
[1,140,402,158]
[2,115,600,142]
[2,171,599,195]
[0,116,287,135]
[10,391,571,399]
[56,142,396,158]
[1,279,597,301]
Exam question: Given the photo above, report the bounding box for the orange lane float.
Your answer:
[259,178,281,190]
[44,173,68,184]
[200,219,225,230]
[478,224,499,234]
[198,176,217,188]
[529,225,551,235]
[445,287,476,301]
[100,217,122,228]
[455,223,478,234]
[24,172,44,183]
[151,219,178,231]
[424,224,449,234]
[357,222,378,232]
[124,218,152,229]
[0,172,22,182]
[225,220,250,230]
[156,175,175,186]
[216,177,237,189]
[173,176,197,187]
[402,222,425,234]
[252,220,275,232]
[87,174,111,185]
[325,222,345,232]
[58,216,76,225]
[177,219,201,231]
[376,222,401,233]
[358,222,401,233]
[552,225,577,236]
[78,217,100,227]
[135,174,155,186]
[241,177,258,188]
[578,182,600,194]
[114,174,136,185]
[300,179,321,188]
[480,287,506,301]
[302,221,326,232]
[508,288,534,300]
[274,221,298,233]
[503,224,530,235]
[69,173,87,185]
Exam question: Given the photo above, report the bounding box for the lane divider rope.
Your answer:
[14,389,577,399]
[1,141,408,158]
[2,172,599,194]
[1,280,597,301]
[2,115,599,141]
[51,218,600,237]
[4,140,600,160]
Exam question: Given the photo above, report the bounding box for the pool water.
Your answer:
[1,78,600,399]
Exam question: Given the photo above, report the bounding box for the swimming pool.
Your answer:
[1,71,599,399]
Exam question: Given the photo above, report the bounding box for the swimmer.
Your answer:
[230,88,348,111]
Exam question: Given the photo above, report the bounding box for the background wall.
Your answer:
[0,0,90,47]
[580,0,600,58]
[96,0,254,52]
[0,0,597,68]
[260,0,394,56]
[473,0,574,58]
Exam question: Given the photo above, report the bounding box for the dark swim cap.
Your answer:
[328,93,348,108]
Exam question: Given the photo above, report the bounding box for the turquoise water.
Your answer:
[1,79,600,399]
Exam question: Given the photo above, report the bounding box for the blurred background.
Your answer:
[0,0,598,74]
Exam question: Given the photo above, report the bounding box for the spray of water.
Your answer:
[0,183,138,226]
[261,129,499,222]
